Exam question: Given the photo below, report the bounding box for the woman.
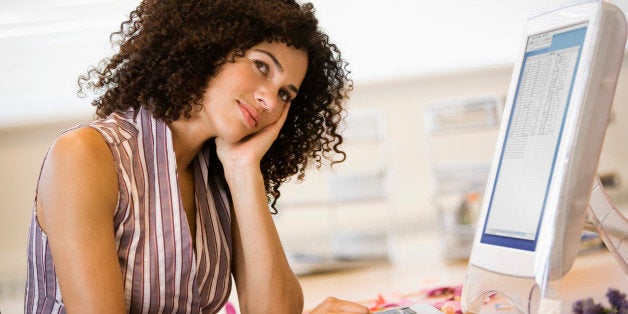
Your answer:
[25,0,371,313]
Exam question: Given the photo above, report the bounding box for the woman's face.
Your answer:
[200,41,308,143]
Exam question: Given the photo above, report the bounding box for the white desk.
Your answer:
[299,232,627,313]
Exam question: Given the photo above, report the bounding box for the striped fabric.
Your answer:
[25,108,233,313]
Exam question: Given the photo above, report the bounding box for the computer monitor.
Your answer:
[463,0,626,313]
[481,22,589,254]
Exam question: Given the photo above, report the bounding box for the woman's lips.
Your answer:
[238,101,258,128]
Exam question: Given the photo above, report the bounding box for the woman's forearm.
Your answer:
[224,162,304,313]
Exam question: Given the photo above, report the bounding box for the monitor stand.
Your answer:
[461,264,539,313]
[587,176,628,275]
[462,176,628,314]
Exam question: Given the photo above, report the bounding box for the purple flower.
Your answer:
[572,298,605,314]
[606,288,628,314]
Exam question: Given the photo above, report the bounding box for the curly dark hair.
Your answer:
[78,0,352,212]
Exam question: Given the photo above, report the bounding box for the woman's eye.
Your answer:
[278,89,291,103]
[254,60,269,75]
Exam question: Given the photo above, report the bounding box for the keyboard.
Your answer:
[374,304,442,314]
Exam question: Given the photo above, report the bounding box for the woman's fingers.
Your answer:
[308,297,371,314]
[216,103,291,166]
[258,102,291,139]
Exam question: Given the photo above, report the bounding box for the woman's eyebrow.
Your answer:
[253,49,284,73]
[253,49,300,95]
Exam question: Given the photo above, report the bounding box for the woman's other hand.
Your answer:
[306,297,372,314]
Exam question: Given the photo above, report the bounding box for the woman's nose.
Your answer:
[254,85,278,112]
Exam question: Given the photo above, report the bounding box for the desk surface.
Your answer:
[298,232,627,313]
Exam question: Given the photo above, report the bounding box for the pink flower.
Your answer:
[224,302,237,314]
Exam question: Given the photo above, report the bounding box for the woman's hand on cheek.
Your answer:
[216,103,290,169]
[306,297,372,314]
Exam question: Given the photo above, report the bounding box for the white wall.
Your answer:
[4,0,628,127]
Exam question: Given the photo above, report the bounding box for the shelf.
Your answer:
[425,95,504,135]
[424,95,504,261]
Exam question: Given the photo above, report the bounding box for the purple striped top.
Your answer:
[25,108,233,313]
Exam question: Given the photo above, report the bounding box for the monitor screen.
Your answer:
[481,23,588,251]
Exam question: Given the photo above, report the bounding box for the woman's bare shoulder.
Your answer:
[37,126,119,230]
[46,127,117,176]
[51,127,111,159]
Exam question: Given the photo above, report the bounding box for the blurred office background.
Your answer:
[2,0,628,311]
